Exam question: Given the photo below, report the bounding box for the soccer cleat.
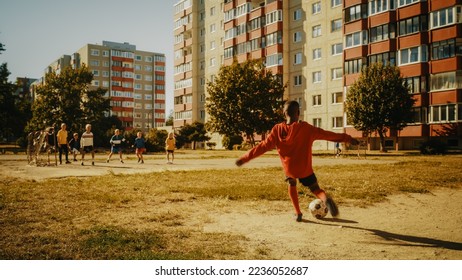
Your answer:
[295,213,303,222]
[138,158,140,163]
[81,162,84,166]
[92,161,95,166]
[120,160,124,163]
[106,159,109,163]
[326,197,339,217]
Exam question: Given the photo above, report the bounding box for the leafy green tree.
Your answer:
[165,110,174,126]
[27,65,110,134]
[145,128,168,152]
[0,62,18,141]
[206,59,285,146]
[177,121,210,150]
[345,63,415,152]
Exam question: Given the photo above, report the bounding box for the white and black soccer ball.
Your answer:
[309,199,328,219]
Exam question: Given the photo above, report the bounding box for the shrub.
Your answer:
[419,139,447,155]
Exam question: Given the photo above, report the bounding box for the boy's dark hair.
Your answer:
[284,100,300,118]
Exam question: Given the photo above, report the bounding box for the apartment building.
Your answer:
[42,41,166,131]
[343,0,462,149]
[174,0,345,149]
[174,0,461,150]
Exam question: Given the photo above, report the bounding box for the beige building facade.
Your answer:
[174,0,345,149]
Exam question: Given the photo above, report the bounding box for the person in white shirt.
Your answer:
[80,124,95,166]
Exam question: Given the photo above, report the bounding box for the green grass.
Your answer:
[0,154,461,259]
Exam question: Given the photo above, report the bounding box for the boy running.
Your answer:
[134,131,146,164]
[106,129,126,163]
[236,101,359,222]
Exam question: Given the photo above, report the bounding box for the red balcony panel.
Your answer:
[399,63,429,77]
[398,32,428,49]
[369,39,396,54]
[344,45,368,60]
[431,25,462,42]
[344,73,361,86]
[429,0,458,12]
[369,11,396,27]
[430,57,462,74]
[396,1,428,20]
[344,18,367,35]
[430,90,459,104]
[265,21,283,34]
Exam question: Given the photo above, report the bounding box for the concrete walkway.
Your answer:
[0,153,394,181]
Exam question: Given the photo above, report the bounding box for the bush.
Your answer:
[419,139,447,155]
[222,135,243,150]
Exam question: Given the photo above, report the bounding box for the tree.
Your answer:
[165,110,174,126]
[206,59,285,146]
[345,63,415,152]
[177,121,211,150]
[27,65,110,134]
[0,62,18,141]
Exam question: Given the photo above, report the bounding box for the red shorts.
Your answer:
[136,148,146,154]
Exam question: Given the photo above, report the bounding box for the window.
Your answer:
[405,76,427,94]
[293,31,302,43]
[90,60,99,66]
[398,0,420,7]
[102,50,109,57]
[344,4,367,23]
[430,71,462,91]
[431,6,462,29]
[332,117,343,128]
[266,53,283,66]
[312,71,322,83]
[332,0,342,7]
[312,2,321,14]
[313,48,322,60]
[370,23,396,42]
[210,6,215,16]
[431,39,462,60]
[399,46,427,65]
[210,23,216,33]
[369,0,390,16]
[332,43,343,55]
[430,104,458,123]
[294,75,302,86]
[344,58,365,74]
[210,57,216,67]
[331,68,343,80]
[313,95,322,106]
[331,19,342,32]
[368,51,396,66]
[210,41,216,50]
[91,49,100,56]
[398,15,428,36]
[345,31,368,48]
[145,56,153,62]
[266,10,283,25]
[332,92,343,104]
[312,25,322,37]
[313,118,322,127]
[293,8,302,21]
[294,52,303,65]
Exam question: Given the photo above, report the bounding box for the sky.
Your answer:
[0,0,176,112]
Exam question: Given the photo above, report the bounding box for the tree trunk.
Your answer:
[378,130,386,152]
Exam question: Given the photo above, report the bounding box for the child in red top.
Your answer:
[236,100,359,222]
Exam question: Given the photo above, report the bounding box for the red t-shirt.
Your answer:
[238,121,353,178]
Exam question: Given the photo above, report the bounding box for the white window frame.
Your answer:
[312,71,322,83]
[398,45,427,66]
[312,2,321,14]
[331,43,343,55]
[313,48,322,60]
[294,52,303,65]
[312,25,322,38]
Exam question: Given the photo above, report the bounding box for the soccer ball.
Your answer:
[309,199,328,219]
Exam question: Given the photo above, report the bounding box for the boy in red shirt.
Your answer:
[236,101,359,222]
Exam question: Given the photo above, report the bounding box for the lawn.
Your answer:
[0,151,461,259]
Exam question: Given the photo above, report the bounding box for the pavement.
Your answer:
[0,152,395,182]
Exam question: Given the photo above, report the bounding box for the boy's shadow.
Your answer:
[301,217,462,251]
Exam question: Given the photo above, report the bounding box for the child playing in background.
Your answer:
[165,132,176,164]
[68,133,80,162]
[134,131,146,164]
[106,129,126,163]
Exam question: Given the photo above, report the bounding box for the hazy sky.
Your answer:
[0,0,176,112]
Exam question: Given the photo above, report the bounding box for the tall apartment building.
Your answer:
[174,0,345,149]
[343,0,462,149]
[174,0,462,150]
[42,41,166,131]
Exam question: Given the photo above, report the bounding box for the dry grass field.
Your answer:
[0,151,461,259]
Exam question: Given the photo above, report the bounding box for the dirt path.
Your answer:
[1,154,461,259]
